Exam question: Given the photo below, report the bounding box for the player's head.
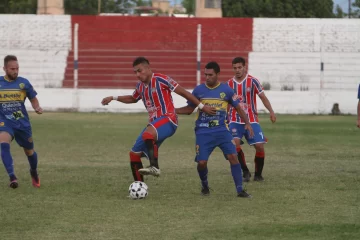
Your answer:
[232,57,246,79]
[204,61,220,87]
[3,55,19,80]
[133,57,152,83]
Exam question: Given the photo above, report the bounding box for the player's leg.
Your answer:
[229,123,251,181]
[245,123,266,181]
[195,133,215,196]
[219,131,251,198]
[139,116,177,176]
[0,126,17,188]
[13,127,40,188]
[253,143,265,181]
[130,128,146,182]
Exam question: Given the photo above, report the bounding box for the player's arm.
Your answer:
[258,92,276,123]
[175,105,196,115]
[101,95,138,105]
[234,103,254,138]
[29,97,43,114]
[174,85,216,115]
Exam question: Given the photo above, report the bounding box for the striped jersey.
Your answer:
[132,73,179,124]
[227,74,264,124]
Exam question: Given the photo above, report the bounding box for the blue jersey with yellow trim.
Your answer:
[188,83,240,134]
[0,76,37,128]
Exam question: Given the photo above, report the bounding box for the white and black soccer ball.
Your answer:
[128,181,148,200]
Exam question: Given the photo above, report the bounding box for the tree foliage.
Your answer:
[0,0,37,14]
[222,0,336,18]
[182,0,195,15]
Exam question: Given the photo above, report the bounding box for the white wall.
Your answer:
[24,88,358,115]
[0,15,71,88]
[250,18,360,91]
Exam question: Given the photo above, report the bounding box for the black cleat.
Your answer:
[254,175,264,182]
[243,171,251,182]
[237,190,252,198]
[9,176,18,189]
[201,186,210,196]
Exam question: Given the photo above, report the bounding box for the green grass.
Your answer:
[0,113,359,240]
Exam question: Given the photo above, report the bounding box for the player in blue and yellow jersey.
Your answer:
[176,62,254,198]
[1,55,43,189]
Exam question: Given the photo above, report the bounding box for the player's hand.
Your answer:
[101,96,113,106]
[270,112,276,123]
[201,105,217,115]
[357,119,360,128]
[34,107,43,114]
[245,123,254,138]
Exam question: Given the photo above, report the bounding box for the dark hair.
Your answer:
[4,55,17,66]
[205,61,220,74]
[232,57,246,66]
[133,57,150,67]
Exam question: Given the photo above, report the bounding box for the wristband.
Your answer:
[198,103,204,109]
[113,96,118,100]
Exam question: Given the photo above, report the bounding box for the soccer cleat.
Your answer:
[30,169,40,188]
[201,186,210,196]
[9,176,18,189]
[138,166,161,177]
[253,175,264,182]
[237,190,252,198]
[243,170,251,182]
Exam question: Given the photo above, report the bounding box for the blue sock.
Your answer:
[27,151,38,170]
[1,143,15,178]
[231,163,243,193]
[197,166,208,188]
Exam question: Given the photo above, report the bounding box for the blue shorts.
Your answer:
[131,116,177,159]
[0,124,34,149]
[229,122,266,145]
[195,131,236,162]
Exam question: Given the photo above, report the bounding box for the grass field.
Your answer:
[0,113,359,240]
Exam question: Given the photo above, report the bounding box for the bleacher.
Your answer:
[249,18,360,91]
[0,15,71,88]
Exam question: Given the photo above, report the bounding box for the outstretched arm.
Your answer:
[29,97,43,114]
[101,95,138,105]
[176,105,196,115]
[258,92,276,123]
[174,86,216,115]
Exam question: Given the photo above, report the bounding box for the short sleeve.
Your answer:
[157,74,179,92]
[132,88,141,101]
[252,78,264,95]
[26,81,37,99]
[226,86,240,108]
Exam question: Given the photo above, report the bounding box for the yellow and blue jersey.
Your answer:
[0,76,37,128]
[188,83,240,134]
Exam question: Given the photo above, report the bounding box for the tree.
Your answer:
[350,0,360,18]
[334,4,345,18]
[222,0,336,18]
[0,0,37,14]
[182,0,195,15]
[64,0,151,15]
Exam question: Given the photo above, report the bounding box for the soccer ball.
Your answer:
[128,181,148,200]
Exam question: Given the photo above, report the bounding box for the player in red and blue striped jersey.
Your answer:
[101,57,216,181]
[357,84,360,128]
[227,57,276,182]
